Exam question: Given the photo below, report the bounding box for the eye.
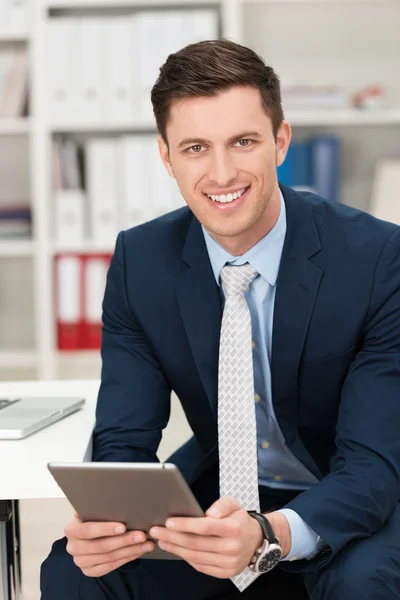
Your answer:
[235,139,252,147]
[186,145,205,154]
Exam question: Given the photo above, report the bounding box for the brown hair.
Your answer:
[151,39,285,145]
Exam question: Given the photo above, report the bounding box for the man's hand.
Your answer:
[64,513,155,577]
[149,496,290,579]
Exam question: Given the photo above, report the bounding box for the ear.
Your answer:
[276,120,292,168]
[158,135,175,178]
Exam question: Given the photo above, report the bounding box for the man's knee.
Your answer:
[41,537,80,599]
[307,539,399,600]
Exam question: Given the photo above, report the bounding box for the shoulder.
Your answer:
[122,206,193,249]
[285,186,400,253]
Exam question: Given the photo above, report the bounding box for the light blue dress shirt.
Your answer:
[202,192,320,561]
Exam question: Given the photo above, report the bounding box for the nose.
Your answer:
[208,151,238,188]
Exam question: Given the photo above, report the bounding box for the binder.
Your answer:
[55,254,83,350]
[277,143,294,187]
[86,137,120,244]
[136,12,163,121]
[8,0,27,36]
[291,139,315,193]
[0,48,28,118]
[82,255,111,349]
[369,159,400,224]
[104,17,135,122]
[144,136,171,219]
[54,189,86,245]
[47,18,79,121]
[311,134,340,203]
[119,135,148,228]
[77,17,106,121]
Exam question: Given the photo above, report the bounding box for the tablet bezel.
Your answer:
[47,461,205,560]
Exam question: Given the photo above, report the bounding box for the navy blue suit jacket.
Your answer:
[93,184,400,571]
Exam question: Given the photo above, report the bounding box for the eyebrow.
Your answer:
[176,131,263,150]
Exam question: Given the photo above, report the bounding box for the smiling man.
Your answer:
[41,40,400,600]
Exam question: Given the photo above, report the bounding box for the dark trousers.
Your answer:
[40,465,400,600]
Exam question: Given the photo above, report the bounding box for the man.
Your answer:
[41,40,400,599]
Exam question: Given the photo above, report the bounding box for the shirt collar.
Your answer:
[202,190,287,287]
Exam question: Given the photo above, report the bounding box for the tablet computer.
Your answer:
[47,462,204,560]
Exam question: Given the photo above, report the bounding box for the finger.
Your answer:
[158,541,234,569]
[67,530,148,557]
[74,540,154,572]
[153,529,223,553]
[205,496,242,519]
[80,545,153,579]
[66,519,127,541]
[165,514,237,537]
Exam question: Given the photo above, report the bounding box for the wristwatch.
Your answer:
[247,511,283,573]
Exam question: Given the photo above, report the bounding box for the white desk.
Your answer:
[0,379,98,501]
[0,379,98,600]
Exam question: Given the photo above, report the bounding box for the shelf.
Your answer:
[47,0,217,9]
[0,241,35,257]
[243,0,399,3]
[0,32,29,43]
[285,109,400,126]
[57,350,101,365]
[50,120,157,134]
[47,0,400,5]
[50,110,400,131]
[0,119,31,135]
[51,242,115,255]
[0,351,37,369]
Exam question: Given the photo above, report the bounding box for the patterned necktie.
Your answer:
[218,263,261,592]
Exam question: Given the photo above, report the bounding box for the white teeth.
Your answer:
[206,187,247,203]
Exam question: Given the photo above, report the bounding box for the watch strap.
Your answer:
[248,511,280,545]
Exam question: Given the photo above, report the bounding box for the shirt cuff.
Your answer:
[275,508,320,561]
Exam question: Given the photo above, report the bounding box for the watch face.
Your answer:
[258,547,282,573]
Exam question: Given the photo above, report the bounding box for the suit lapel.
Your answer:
[271,186,323,478]
[175,217,222,418]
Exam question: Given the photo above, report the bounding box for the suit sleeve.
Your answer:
[282,226,400,572]
[92,231,171,463]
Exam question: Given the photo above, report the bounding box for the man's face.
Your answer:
[159,85,291,254]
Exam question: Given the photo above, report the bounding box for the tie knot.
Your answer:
[220,263,258,297]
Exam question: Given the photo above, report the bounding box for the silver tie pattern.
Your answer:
[218,263,261,592]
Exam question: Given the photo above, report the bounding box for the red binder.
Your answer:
[55,253,85,350]
[81,254,112,349]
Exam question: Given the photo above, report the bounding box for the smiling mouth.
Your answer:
[204,186,250,204]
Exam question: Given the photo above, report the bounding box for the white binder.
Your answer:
[86,138,120,245]
[145,135,172,219]
[8,0,27,36]
[56,255,81,328]
[119,135,148,228]
[370,159,400,225]
[84,256,108,327]
[54,189,86,245]
[136,12,164,122]
[77,17,106,122]
[47,18,79,121]
[104,17,136,122]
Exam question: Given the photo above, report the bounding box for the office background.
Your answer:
[0,0,399,598]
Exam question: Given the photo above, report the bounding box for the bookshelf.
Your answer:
[0,240,34,256]
[1,0,399,381]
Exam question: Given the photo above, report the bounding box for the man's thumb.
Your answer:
[206,496,241,518]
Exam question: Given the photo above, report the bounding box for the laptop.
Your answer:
[0,396,85,439]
